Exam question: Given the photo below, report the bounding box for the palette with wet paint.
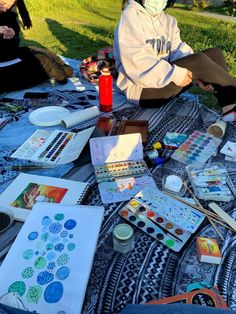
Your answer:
[171,130,222,165]
[119,199,192,252]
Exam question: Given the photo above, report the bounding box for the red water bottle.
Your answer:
[99,67,113,112]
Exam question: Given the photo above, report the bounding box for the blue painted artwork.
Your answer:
[23,249,34,260]
[49,222,62,234]
[60,230,68,238]
[28,232,38,241]
[47,251,57,261]
[40,232,50,242]
[42,216,52,226]
[44,281,63,303]
[37,271,54,285]
[54,243,64,252]
[50,235,60,243]
[54,213,64,221]
[46,243,54,251]
[56,266,70,280]
[57,253,70,266]
[67,243,76,251]
[64,219,76,230]
[47,262,56,270]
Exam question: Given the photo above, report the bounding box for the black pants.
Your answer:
[0,47,49,94]
[140,48,236,108]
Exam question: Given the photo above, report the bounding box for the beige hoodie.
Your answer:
[113,0,193,105]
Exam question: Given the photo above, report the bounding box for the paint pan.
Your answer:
[119,199,191,252]
[94,160,148,183]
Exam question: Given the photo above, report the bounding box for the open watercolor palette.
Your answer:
[119,187,205,252]
[171,130,222,165]
[11,127,94,165]
[89,133,149,183]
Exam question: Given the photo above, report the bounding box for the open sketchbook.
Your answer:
[11,126,95,165]
[0,202,104,314]
[0,173,90,221]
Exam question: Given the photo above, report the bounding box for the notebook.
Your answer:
[10,126,95,165]
[0,202,104,314]
[0,173,90,221]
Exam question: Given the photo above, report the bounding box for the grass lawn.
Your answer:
[21,0,236,108]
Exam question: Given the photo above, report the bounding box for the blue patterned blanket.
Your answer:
[1,60,236,313]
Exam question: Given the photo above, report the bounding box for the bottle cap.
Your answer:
[152,141,162,150]
[113,224,133,241]
[153,157,165,165]
[101,67,110,76]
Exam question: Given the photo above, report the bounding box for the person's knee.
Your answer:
[203,47,224,59]
[193,52,210,64]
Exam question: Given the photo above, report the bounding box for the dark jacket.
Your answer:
[0,10,20,61]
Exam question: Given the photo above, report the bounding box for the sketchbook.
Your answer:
[10,126,95,165]
[0,173,90,221]
[0,202,104,314]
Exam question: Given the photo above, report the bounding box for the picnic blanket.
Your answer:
[1,58,236,313]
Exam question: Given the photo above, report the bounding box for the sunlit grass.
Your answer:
[21,0,236,108]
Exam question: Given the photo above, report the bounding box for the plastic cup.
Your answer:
[207,120,226,139]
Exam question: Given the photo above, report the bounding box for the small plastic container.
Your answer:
[113,223,134,254]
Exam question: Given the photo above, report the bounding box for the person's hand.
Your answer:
[0,26,15,39]
[0,4,7,12]
[178,70,192,87]
[195,79,215,92]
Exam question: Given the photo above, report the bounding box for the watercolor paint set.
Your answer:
[119,198,192,252]
[89,133,149,183]
[11,127,95,165]
[186,162,236,202]
[118,186,205,251]
[171,130,222,165]
[134,187,205,232]
[90,133,154,204]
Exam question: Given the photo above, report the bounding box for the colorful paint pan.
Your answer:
[94,160,148,183]
[119,200,191,252]
[127,200,191,243]
[171,131,222,165]
[135,187,205,233]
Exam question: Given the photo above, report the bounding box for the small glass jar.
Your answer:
[113,223,134,254]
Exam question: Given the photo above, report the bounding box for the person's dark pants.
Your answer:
[120,304,234,314]
[0,47,49,94]
[140,48,236,108]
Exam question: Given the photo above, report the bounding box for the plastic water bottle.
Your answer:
[99,67,113,112]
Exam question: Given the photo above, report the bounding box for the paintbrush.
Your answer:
[3,165,55,171]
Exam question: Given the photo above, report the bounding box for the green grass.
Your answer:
[22,1,236,75]
[21,0,236,108]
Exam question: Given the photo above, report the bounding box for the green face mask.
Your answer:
[143,0,167,14]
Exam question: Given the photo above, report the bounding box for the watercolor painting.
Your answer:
[11,183,68,209]
[0,203,104,313]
